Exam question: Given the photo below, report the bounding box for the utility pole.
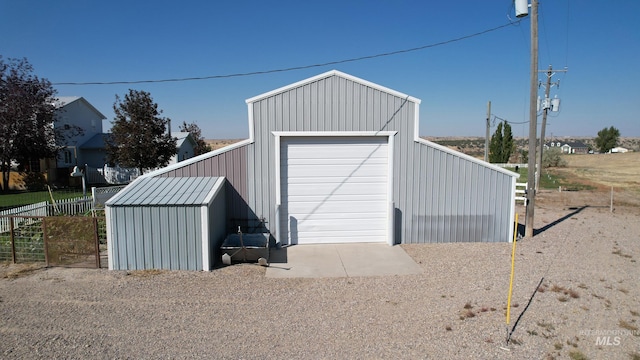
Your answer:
[535,65,567,191]
[485,101,491,162]
[525,0,539,238]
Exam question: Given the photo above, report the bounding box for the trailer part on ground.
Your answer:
[221,227,269,266]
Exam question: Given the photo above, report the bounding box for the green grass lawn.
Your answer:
[504,166,595,191]
[0,189,86,209]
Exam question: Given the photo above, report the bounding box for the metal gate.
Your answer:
[0,215,106,268]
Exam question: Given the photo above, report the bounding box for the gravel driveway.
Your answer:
[1,190,639,359]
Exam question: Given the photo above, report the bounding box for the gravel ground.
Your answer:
[1,190,639,359]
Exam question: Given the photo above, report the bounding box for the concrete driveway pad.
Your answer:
[265,243,422,278]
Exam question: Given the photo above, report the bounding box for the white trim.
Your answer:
[273,131,396,246]
[414,136,520,179]
[247,102,255,143]
[246,70,421,105]
[508,176,517,243]
[272,131,397,138]
[200,204,209,271]
[203,177,226,205]
[105,206,114,270]
[414,102,421,141]
[274,135,282,207]
[387,134,396,246]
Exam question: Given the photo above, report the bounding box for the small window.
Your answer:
[63,150,73,164]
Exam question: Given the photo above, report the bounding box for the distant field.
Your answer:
[554,152,640,191]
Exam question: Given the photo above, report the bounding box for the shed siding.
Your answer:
[160,145,249,222]
[110,205,203,270]
[247,74,515,243]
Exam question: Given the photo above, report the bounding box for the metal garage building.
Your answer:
[106,177,226,270]
[106,70,518,270]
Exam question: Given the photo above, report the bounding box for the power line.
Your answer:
[53,19,522,86]
[493,114,530,125]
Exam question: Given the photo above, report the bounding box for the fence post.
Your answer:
[10,216,16,264]
[93,217,101,268]
[42,217,50,267]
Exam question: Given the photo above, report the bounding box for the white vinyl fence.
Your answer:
[515,182,527,205]
[0,201,48,233]
[0,185,125,233]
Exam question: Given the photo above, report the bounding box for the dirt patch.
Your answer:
[0,263,46,279]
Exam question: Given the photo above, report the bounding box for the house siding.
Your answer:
[247,74,515,243]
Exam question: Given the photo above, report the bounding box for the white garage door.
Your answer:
[280,137,389,244]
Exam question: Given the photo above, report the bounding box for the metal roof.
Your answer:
[106,177,223,206]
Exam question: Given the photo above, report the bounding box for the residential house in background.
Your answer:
[544,140,589,154]
[44,97,196,185]
[171,132,197,163]
[54,96,107,168]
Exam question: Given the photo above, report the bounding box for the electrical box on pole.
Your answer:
[515,0,529,17]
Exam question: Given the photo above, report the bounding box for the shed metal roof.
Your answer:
[106,177,222,206]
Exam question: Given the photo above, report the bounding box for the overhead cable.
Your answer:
[53,19,522,86]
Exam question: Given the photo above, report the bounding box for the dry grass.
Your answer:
[561,152,640,190]
[568,350,588,360]
[205,139,244,150]
[619,320,639,331]
[1,263,46,279]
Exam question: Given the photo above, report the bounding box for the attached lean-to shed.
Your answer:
[105,177,226,271]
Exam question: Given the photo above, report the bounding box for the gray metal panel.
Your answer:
[109,177,218,206]
[397,141,515,243]
[161,145,249,221]
[245,72,516,244]
[109,202,204,270]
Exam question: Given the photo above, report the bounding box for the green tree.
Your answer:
[179,121,212,156]
[489,121,514,163]
[595,126,620,153]
[488,122,503,163]
[0,57,71,192]
[106,90,177,174]
[502,122,514,162]
[542,148,567,168]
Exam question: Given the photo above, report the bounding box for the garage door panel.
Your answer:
[294,233,388,244]
[285,157,388,166]
[285,164,387,178]
[287,200,388,214]
[292,219,387,231]
[281,137,389,244]
[285,176,388,185]
[285,183,387,197]
[285,144,387,159]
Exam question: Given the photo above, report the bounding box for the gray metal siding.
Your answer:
[396,142,514,243]
[110,205,203,270]
[160,145,249,221]
[247,73,515,243]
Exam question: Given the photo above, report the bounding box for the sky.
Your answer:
[1,0,639,140]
